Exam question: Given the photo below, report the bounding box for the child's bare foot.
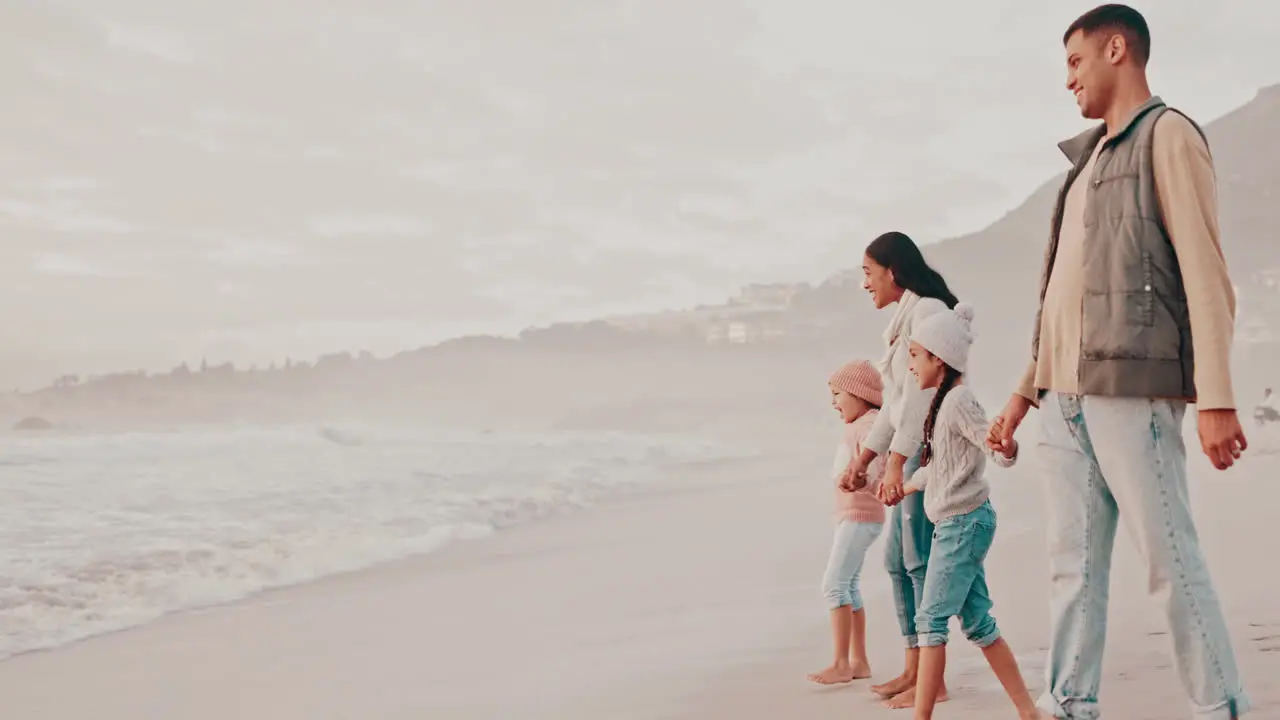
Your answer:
[884,685,948,709]
[807,662,857,685]
[871,672,913,697]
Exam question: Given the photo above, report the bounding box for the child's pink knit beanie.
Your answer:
[829,360,884,408]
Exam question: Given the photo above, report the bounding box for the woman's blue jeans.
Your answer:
[883,452,933,647]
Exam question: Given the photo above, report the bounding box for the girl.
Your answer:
[808,360,886,685]
[888,302,1044,720]
[842,231,959,709]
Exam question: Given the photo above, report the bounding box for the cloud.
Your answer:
[206,239,297,267]
[0,199,132,234]
[31,253,126,278]
[99,20,194,63]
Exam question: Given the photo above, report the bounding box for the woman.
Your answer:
[843,230,959,710]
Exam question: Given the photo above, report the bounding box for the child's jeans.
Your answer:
[821,520,884,610]
[914,500,1001,649]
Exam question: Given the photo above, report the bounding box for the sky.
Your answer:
[1,0,1278,387]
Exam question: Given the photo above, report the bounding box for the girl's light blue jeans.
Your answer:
[914,499,1001,649]
[821,520,884,610]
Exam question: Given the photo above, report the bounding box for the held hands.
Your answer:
[838,458,868,493]
[987,394,1032,458]
[1198,409,1247,470]
[876,462,905,506]
[987,417,1019,460]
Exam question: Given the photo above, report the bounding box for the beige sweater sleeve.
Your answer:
[1015,359,1039,406]
[1152,113,1237,410]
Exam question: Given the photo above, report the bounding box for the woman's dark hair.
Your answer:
[865,231,959,309]
[919,365,963,468]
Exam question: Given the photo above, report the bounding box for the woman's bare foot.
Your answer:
[847,659,872,680]
[807,662,857,685]
[884,685,948,710]
[871,672,913,698]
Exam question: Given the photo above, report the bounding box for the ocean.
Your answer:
[0,424,744,660]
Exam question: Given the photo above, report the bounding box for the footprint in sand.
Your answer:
[1249,631,1280,652]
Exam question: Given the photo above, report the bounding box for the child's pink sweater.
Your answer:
[833,410,887,524]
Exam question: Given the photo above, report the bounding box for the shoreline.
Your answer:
[0,422,758,663]
[0,447,816,718]
[0,421,1276,718]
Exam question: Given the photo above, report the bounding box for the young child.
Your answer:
[807,360,888,686]
[882,303,1046,720]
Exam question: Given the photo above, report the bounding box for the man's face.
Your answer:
[1065,29,1118,120]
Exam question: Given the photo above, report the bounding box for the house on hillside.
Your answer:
[704,311,786,345]
[825,269,862,287]
[1254,268,1280,290]
[604,280,808,342]
[733,282,809,309]
[1240,318,1273,346]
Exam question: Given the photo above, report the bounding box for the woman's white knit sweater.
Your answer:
[863,294,948,460]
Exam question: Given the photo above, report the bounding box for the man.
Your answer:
[1255,387,1278,426]
[988,5,1250,719]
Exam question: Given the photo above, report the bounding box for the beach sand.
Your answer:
[0,415,1276,719]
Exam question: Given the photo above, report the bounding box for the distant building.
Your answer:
[607,280,807,342]
[704,311,786,345]
[825,270,862,288]
[734,282,808,309]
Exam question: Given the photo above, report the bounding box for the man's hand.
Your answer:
[988,394,1033,453]
[988,420,1018,458]
[1198,408,1247,470]
[987,417,1017,459]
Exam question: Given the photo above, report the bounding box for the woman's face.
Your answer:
[862,254,901,310]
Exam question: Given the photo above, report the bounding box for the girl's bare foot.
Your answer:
[807,662,856,685]
[871,673,913,697]
[884,685,948,710]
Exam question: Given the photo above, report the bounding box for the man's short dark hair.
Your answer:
[1064,4,1151,66]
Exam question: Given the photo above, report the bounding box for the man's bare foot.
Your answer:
[807,663,856,685]
[871,673,913,698]
[884,685,948,709]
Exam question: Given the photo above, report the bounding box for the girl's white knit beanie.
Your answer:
[910,302,976,373]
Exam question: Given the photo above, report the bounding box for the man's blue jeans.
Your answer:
[1035,392,1249,719]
